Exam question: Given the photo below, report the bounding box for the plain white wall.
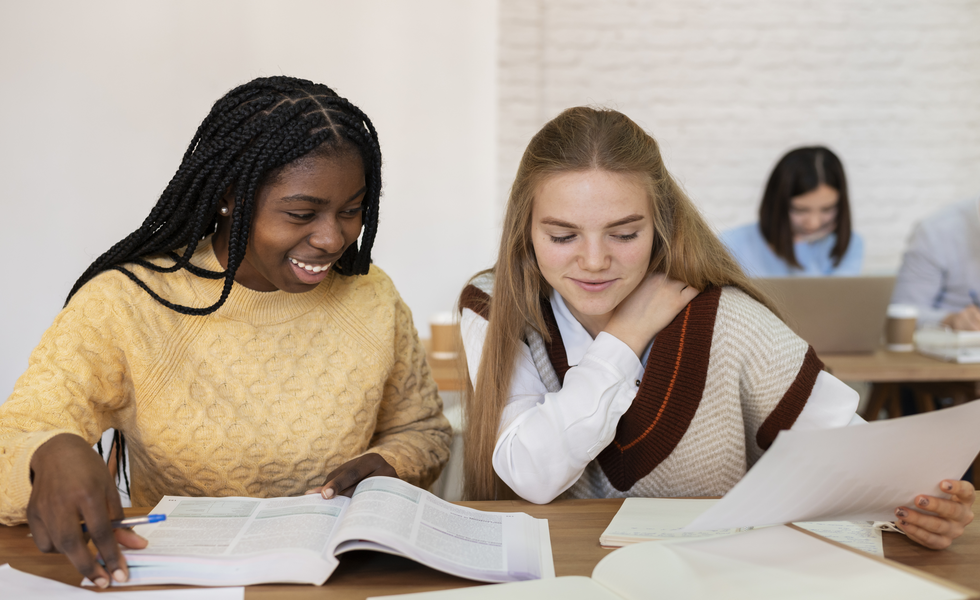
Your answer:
[0,0,498,399]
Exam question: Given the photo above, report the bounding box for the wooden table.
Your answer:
[821,350,980,384]
[2,498,978,599]
[821,349,980,422]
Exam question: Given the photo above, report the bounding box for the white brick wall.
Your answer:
[499,0,980,272]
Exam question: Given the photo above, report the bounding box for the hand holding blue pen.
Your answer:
[81,514,166,533]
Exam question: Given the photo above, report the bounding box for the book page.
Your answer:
[331,477,554,583]
[794,521,883,556]
[591,526,968,600]
[118,495,349,585]
[683,401,980,531]
[130,494,348,558]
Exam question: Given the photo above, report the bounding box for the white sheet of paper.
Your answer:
[593,526,966,600]
[368,527,966,600]
[0,564,244,600]
[684,400,980,531]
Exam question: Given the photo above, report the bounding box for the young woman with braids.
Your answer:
[458,107,974,550]
[0,76,451,586]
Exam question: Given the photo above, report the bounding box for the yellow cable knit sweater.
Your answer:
[0,237,451,524]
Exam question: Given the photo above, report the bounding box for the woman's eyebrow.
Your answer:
[605,214,645,228]
[538,214,645,228]
[278,186,367,206]
[539,217,579,228]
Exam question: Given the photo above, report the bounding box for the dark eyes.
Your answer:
[285,206,363,221]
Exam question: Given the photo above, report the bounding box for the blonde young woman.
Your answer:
[459,107,974,550]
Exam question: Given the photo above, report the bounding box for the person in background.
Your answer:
[0,76,451,587]
[891,197,980,331]
[458,107,973,552]
[721,146,863,277]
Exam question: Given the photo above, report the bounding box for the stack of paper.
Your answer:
[915,329,980,363]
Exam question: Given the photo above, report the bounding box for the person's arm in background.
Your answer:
[891,220,950,328]
[941,297,980,331]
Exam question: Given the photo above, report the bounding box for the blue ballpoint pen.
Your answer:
[81,514,166,532]
[970,289,980,308]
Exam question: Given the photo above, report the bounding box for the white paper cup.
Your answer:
[885,304,918,352]
[429,312,458,360]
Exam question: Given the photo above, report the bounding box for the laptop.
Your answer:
[752,276,896,355]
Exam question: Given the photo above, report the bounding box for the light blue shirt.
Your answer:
[720,223,864,277]
[891,197,980,328]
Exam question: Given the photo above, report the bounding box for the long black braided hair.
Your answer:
[78,76,383,496]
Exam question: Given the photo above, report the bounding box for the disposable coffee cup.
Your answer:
[429,312,458,361]
[885,304,918,352]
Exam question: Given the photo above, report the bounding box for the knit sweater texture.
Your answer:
[0,237,451,524]
[560,287,817,499]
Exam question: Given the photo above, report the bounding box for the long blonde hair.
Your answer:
[461,107,775,500]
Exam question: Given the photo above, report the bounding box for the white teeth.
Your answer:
[290,258,331,274]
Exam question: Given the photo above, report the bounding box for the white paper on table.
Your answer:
[684,400,980,531]
[367,526,967,600]
[0,564,244,600]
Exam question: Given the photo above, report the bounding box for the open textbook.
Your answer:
[114,477,554,587]
[599,498,885,556]
[371,526,973,600]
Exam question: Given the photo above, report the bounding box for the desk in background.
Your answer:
[822,349,980,485]
[821,349,980,422]
[2,498,978,599]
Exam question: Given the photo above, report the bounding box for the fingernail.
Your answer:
[304,489,317,495]
[94,577,109,589]
[917,497,929,507]
[942,481,953,492]
[896,508,907,518]
[322,488,335,499]
[113,569,127,583]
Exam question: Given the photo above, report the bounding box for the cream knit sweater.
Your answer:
[0,237,451,524]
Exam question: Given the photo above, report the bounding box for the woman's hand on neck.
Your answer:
[602,273,700,358]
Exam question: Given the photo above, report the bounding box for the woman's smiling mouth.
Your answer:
[571,278,616,292]
[289,257,333,273]
[288,257,333,284]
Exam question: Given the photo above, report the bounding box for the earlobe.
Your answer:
[217,194,234,217]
